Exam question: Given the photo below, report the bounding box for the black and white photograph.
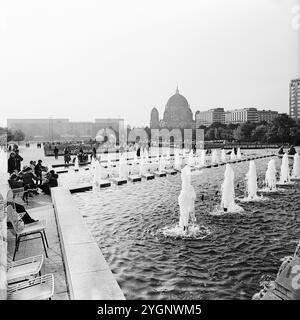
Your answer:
[0,0,300,315]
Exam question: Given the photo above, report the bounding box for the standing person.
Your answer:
[54,146,59,159]
[136,145,141,157]
[92,146,97,159]
[34,160,45,185]
[64,148,70,164]
[192,144,196,154]
[7,153,16,174]
[29,161,36,171]
[14,149,23,172]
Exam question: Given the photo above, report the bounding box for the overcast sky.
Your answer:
[0,0,299,128]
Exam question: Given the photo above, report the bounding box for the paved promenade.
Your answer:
[7,194,69,300]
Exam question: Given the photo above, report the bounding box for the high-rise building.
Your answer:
[257,110,278,123]
[290,79,300,119]
[195,108,225,127]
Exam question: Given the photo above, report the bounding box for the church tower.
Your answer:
[150,107,160,129]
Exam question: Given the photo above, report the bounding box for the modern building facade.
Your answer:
[227,108,258,124]
[7,118,125,141]
[195,108,225,127]
[195,107,278,126]
[257,110,279,123]
[290,79,300,119]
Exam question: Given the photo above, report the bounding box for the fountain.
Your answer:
[211,149,219,164]
[91,156,96,169]
[215,164,244,214]
[74,156,79,171]
[292,152,300,180]
[263,159,277,192]
[221,149,226,163]
[160,165,211,239]
[174,149,182,171]
[165,148,171,168]
[188,150,194,167]
[139,153,154,179]
[230,148,236,161]
[133,153,139,165]
[199,149,206,167]
[158,155,166,172]
[278,153,291,185]
[178,165,196,232]
[242,161,262,201]
[237,148,242,160]
[144,149,149,164]
[93,160,103,184]
[118,153,128,179]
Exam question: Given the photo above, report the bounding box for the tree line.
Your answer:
[198,114,300,145]
[0,127,25,143]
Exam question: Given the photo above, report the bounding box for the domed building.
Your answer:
[150,107,160,129]
[150,87,195,129]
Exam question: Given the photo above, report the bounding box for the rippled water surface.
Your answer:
[71,151,300,300]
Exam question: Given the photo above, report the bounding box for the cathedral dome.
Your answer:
[166,87,189,109]
[163,86,193,129]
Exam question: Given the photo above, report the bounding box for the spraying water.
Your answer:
[74,156,79,171]
[264,159,277,191]
[244,161,260,201]
[165,148,171,166]
[133,153,138,165]
[139,155,147,176]
[188,150,194,167]
[211,149,219,164]
[237,148,242,160]
[218,164,244,213]
[174,149,182,171]
[178,165,196,232]
[159,155,166,172]
[279,153,291,184]
[93,160,106,185]
[144,149,149,164]
[119,153,128,179]
[230,148,236,161]
[292,152,300,179]
[221,149,226,163]
[91,156,96,169]
[199,149,206,167]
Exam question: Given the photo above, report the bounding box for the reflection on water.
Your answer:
[71,152,300,300]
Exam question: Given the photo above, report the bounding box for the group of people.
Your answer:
[7,149,59,197]
[278,145,296,156]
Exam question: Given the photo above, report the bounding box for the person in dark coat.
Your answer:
[14,149,23,172]
[34,160,45,185]
[278,146,284,155]
[92,147,97,159]
[8,153,16,174]
[54,146,59,159]
[39,170,58,195]
[288,145,296,156]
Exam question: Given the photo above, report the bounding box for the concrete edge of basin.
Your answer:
[51,186,125,300]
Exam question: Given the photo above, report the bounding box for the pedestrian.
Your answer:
[54,146,59,159]
[14,149,23,172]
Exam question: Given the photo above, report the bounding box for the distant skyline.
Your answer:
[1,0,300,128]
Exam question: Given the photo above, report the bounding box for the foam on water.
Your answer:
[159,223,211,240]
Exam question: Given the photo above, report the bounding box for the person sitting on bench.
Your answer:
[39,170,59,195]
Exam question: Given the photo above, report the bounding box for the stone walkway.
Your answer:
[7,194,69,300]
